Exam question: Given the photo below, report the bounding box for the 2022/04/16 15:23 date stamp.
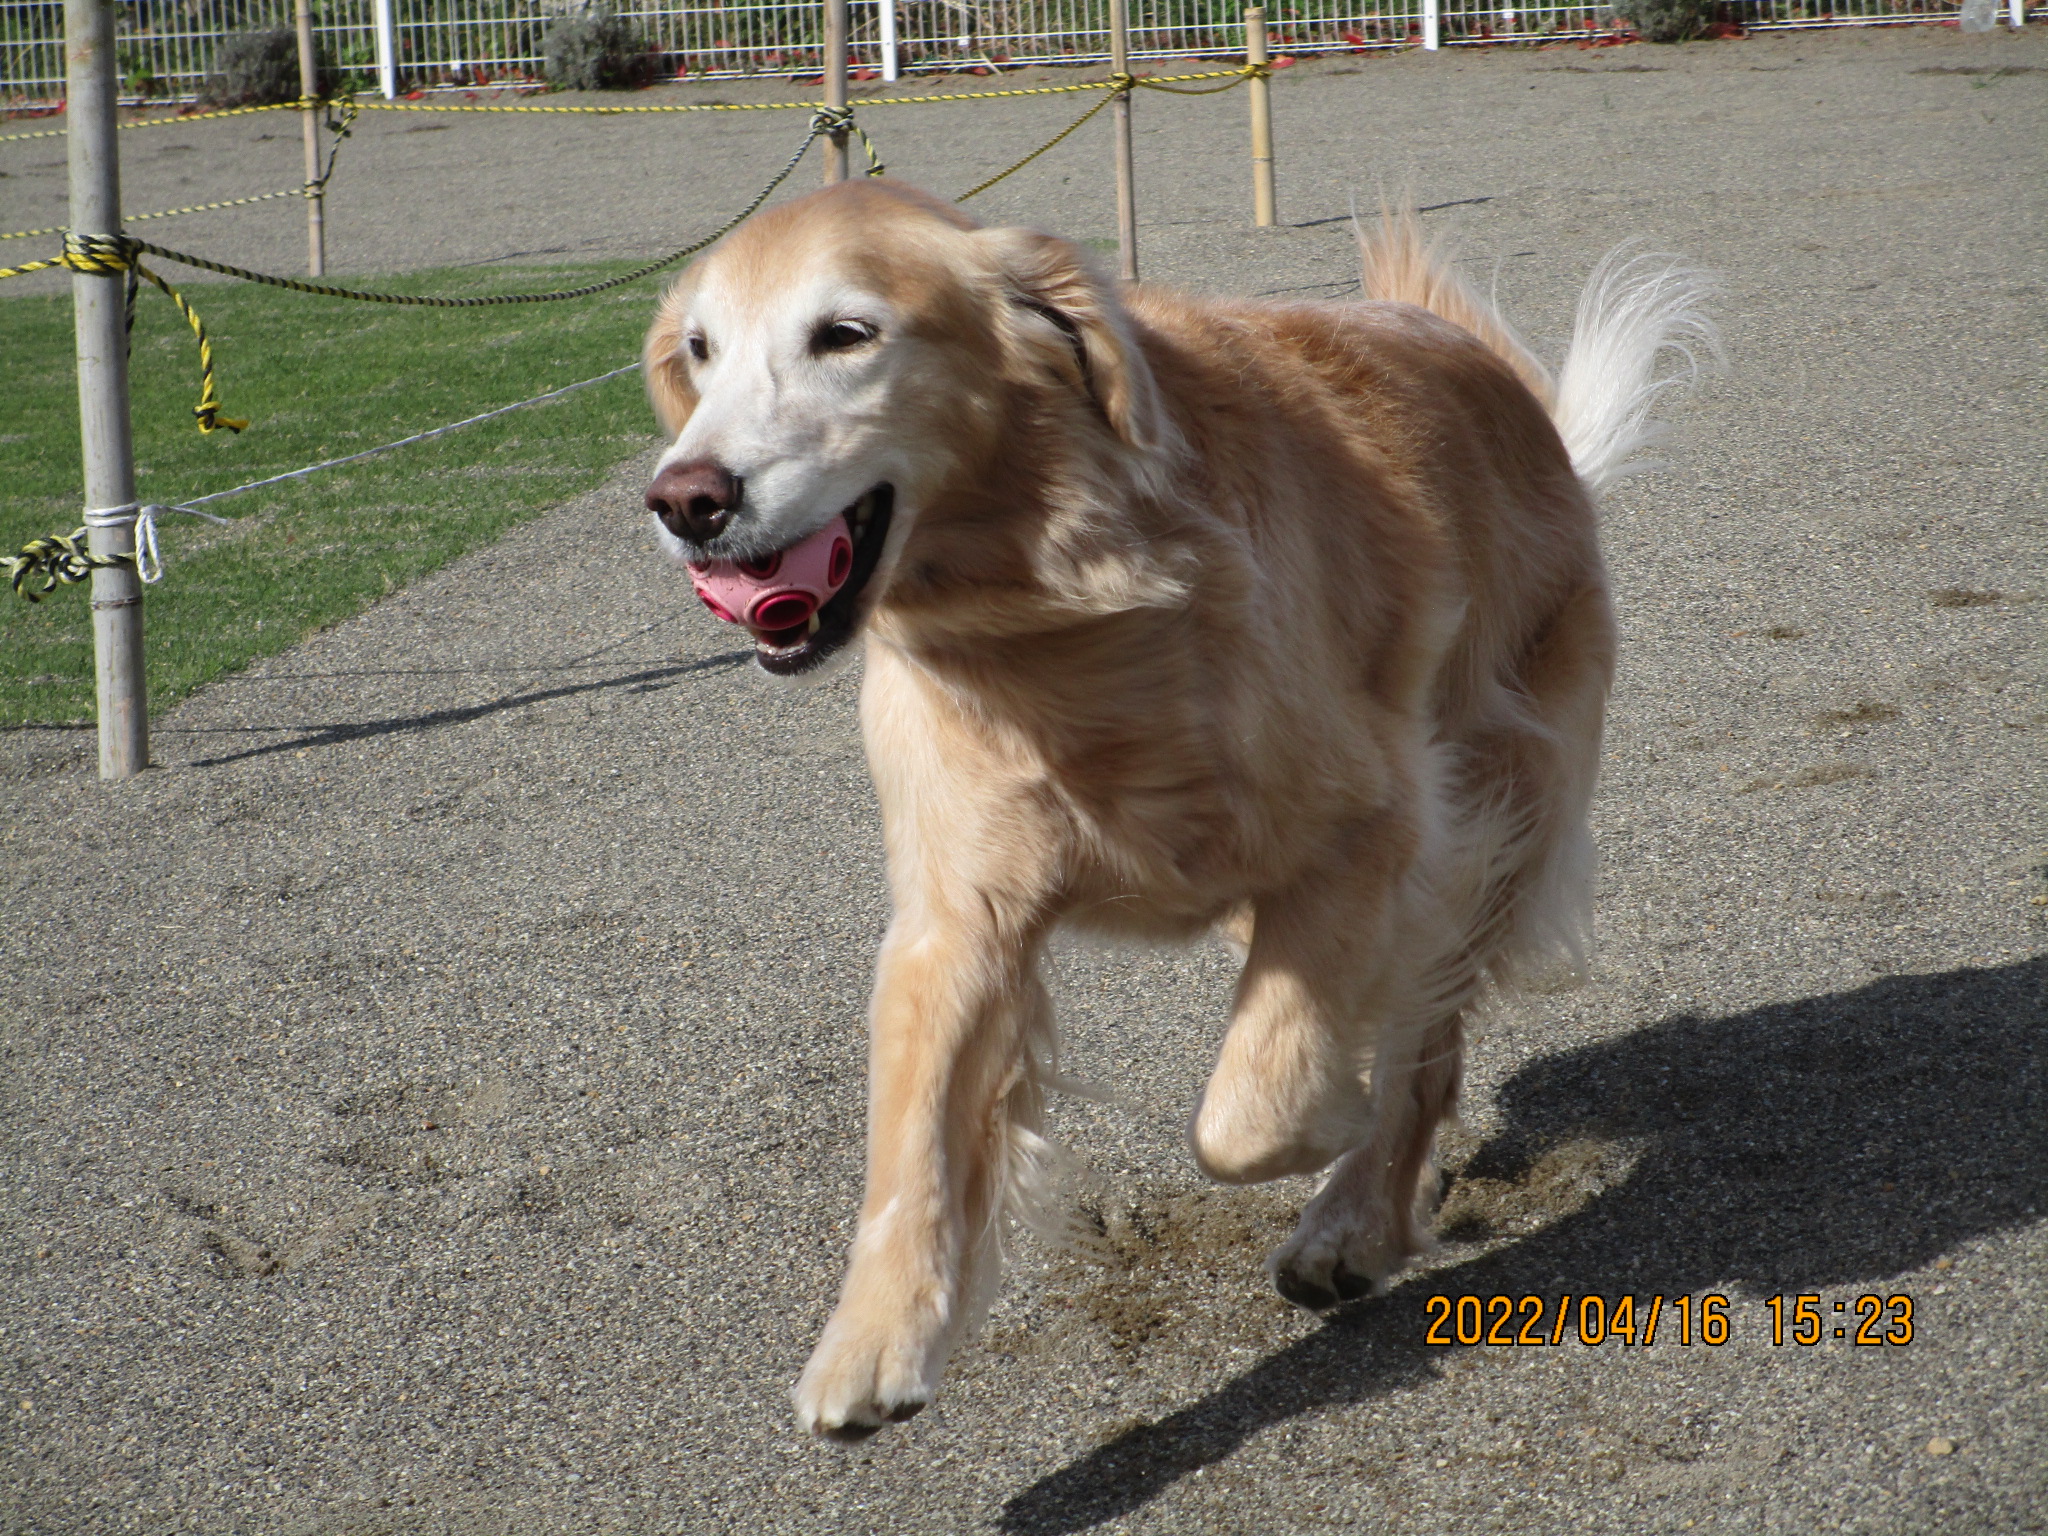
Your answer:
[1421,1293,1917,1347]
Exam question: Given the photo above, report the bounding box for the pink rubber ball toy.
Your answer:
[686,514,854,636]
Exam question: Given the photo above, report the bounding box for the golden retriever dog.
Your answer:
[640,180,1714,1439]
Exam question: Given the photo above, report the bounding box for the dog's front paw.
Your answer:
[792,1304,945,1441]
[1267,1181,1424,1312]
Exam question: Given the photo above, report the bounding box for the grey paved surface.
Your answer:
[3,25,2045,1536]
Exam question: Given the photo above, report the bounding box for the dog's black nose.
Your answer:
[647,460,741,543]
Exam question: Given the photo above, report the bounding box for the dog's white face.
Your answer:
[654,273,901,560]
[643,188,1005,677]
[644,264,921,676]
[644,180,1168,675]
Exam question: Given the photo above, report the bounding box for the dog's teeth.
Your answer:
[807,614,822,636]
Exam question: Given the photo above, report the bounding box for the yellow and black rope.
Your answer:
[331,66,1265,114]
[2,103,355,243]
[0,66,1262,143]
[0,235,244,430]
[0,99,303,144]
[951,65,1263,203]
[956,87,1118,203]
[1132,64,1270,94]
[0,63,1264,435]
[0,108,844,436]
[1,527,133,601]
[7,104,834,301]
[72,231,247,432]
[2,185,318,243]
[92,104,836,309]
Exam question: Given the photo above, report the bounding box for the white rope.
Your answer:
[80,360,640,581]
[83,500,232,584]
[180,360,642,510]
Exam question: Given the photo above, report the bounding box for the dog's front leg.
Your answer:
[793,906,1047,1439]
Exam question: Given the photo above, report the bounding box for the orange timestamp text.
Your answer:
[1422,1292,1916,1347]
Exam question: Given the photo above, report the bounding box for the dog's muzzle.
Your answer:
[665,484,895,676]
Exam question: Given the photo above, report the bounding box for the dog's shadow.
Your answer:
[999,956,2046,1534]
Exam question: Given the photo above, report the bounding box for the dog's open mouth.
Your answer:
[737,485,894,676]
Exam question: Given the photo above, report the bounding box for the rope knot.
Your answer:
[1,527,133,601]
[808,105,885,179]
[194,402,250,434]
[60,229,138,275]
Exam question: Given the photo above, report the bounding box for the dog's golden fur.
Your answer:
[642,181,1710,1438]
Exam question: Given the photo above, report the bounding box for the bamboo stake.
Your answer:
[823,0,849,182]
[1245,7,1274,227]
[1108,0,1136,281]
[295,0,324,276]
[67,0,147,779]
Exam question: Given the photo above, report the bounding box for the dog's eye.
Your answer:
[686,334,709,363]
[813,320,877,354]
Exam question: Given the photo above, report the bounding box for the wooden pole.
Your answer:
[823,0,848,182]
[295,0,325,276]
[1245,7,1274,228]
[66,0,147,779]
[1108,0,1136,281]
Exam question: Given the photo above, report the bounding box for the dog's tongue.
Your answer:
[685,515,855,643]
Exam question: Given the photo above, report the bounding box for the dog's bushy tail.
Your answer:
[1553,245,1721,496]
[1357,211,1719,498]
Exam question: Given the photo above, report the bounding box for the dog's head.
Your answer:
[642,178,1170,675]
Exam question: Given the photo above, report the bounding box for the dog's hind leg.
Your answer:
[1267,1001,1464,1308]
[1187,827,1414,1186]
[1265,586,1615,1309]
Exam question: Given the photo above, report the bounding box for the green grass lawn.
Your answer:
[0,259,665,727]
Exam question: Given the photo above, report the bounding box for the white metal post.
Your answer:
[295,0,325,276]
[1108,0,1137,281]
[824,0,848,181]
[67,0,148,779]
[879,0,899,81]
[2008,0,2024,26]
[1423,0,1440,50]
[373,0,397,98]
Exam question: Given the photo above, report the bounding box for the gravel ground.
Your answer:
[3,24,2044,1536]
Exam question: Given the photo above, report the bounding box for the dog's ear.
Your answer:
[976,226,1166,452]
[642,278,699,435]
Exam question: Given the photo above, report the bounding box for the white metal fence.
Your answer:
[0,0,2032,107]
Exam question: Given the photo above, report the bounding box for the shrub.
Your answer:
[201,28,301,108]
[1624,0,1713,42]
[541,6,653,91]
